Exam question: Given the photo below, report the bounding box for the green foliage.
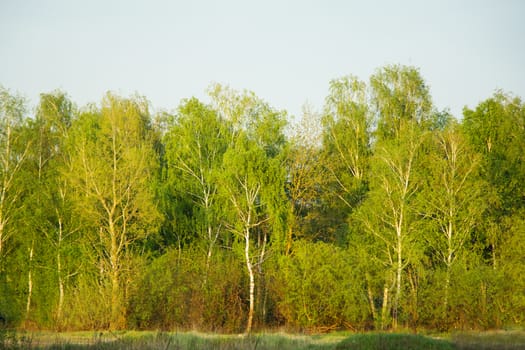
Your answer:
[462,92,525,264]
[318,76,372,244]
[370,64,434,140]
[128,247,245,332]
[0,67,524,333]
[275,241,368,331]
[160,98,230,250]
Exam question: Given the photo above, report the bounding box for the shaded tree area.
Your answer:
[0,65,524,333]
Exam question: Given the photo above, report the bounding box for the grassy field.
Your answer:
[2,330,525,349]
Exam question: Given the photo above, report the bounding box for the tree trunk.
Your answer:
[444,220,453,323]
[56,216,64,323]
[245,227,254,334]
[26,242,34,321]
[366,274,377,324]
[394,229,403,330]
[206,225,213,273]
[381,285,389,330]
[0,219,4,258]
[57,261,64,323]
[109,220,122,330]
[257,231,267,324]
[110,266,121,329]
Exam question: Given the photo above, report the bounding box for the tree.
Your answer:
[420,123,486,323]
[462,92,525,267]
[323,75,371,188]
[320,76,372,243]
[354,65,434,329]
[0,87,30,261]
[163,98,230,269]
[212,84,287,333]
[0,88,32,327]
[15,91,76,326]
[462,92,525,328]
[32,91,78,326]
[356,123,424,329]
[66,93,160,329]
[285,104,326,250]
[370,64,433,141]
[221,135,269,334]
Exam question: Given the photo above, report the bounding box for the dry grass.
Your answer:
[452,330,525,350]
[2,329,525,349]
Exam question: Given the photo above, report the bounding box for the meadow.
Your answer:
[2,330,525,350]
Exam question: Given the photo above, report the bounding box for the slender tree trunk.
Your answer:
[443,220,453,323]
[257,231,267,324]
[444,255,452,321]
[110,268,120,329]
[108,219,122,330]
[0,219,4,258]
[407,267,419,331]
[26,241,34,320]
[57,257,64,323]
[394,224,403,330]
[285,206,295,255]
[366,274,377,325]
[204,223,216,286]
[56,216,64,323]
[245,227,255,334]
[381,285,389,330]
[206,225,213,273]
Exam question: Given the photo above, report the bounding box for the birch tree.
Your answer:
[32,91,78,325]
[370,65,433,140]
[0,87,29,262]
[163,98,230,269]
[213,84,287,333]
[67,93,160,329]
[356,65,433,329]
[357,123,424,329]
[322,75,371,198]
[462,92,525,268]
[221,135,268,334]
[421,124,486,321]
[17,92,75,325]
[320,76,373,242]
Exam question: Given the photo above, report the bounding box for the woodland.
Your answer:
[0,64,524,333]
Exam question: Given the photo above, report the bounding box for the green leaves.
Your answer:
[277,240,365,330]
[370,65,433,140]
[65,93,161,329]
[0,67,524,332]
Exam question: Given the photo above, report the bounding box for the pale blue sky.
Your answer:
[1,0,524,119]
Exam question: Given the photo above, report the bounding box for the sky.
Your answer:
[1,0,524,120]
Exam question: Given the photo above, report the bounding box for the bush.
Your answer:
[274,240,369,331]
[127,247,245,332]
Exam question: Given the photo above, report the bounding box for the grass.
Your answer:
[452,331,525,350]
[3,331,339,349]
[335,333,455,350]
[2,330,525,349]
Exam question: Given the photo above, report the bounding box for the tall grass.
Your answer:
[28,332,336,350]
[5,330,525,349]
[335,333,454,350]
[452,331,525,350]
